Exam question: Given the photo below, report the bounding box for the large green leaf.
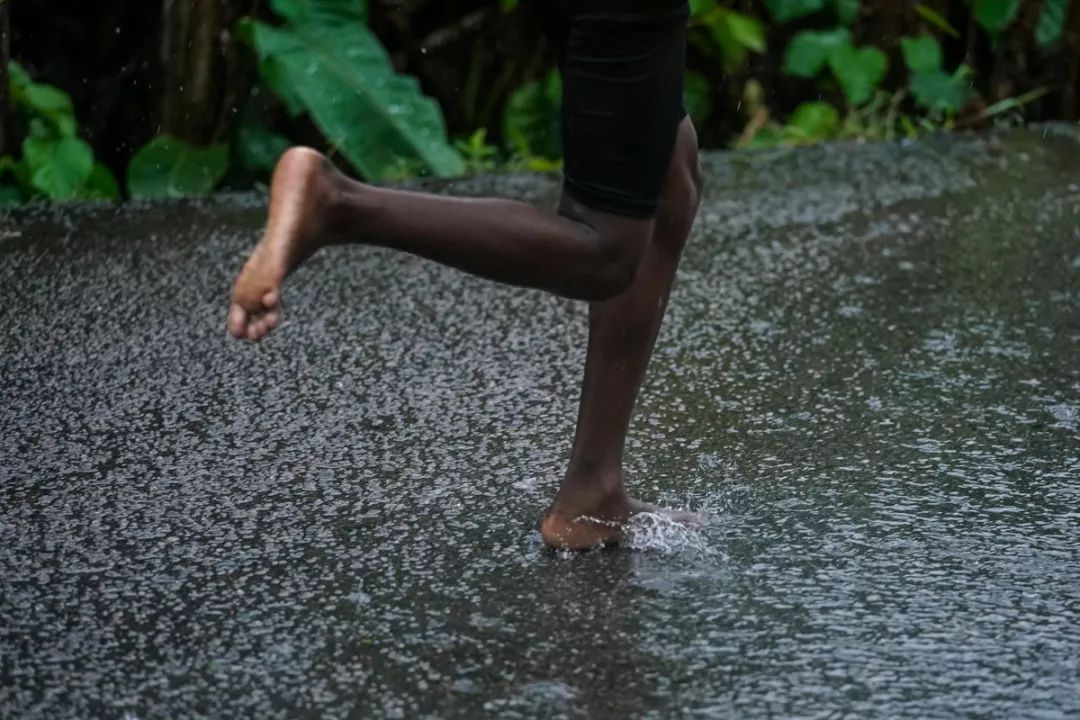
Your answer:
[270,0,367,26]
[973,0,1022,33]
[784,28,851,78]
[127,136,228,198]
[248,3,464,180]
[764,0,828,23]
[23,135,94,200]
[1036,0,1071,47]
[900,35,944,74]
[827,44,888,106]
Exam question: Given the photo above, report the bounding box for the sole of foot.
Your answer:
[227,146,338,342]
[540,497,701,551]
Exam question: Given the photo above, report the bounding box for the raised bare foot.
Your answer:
[540,493,700,551]
[227,147,340,341]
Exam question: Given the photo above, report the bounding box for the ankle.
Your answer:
[549,473,628,518]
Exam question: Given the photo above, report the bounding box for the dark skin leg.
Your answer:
[227,119,702,550]
[228,151,653,340]
[540,118,703,549]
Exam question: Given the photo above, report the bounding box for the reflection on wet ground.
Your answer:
[2,127,1079,718]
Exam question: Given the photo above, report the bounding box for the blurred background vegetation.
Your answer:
[0,0,1077,204]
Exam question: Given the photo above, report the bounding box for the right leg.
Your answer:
[227,149,653,340]
[541,117,704,549]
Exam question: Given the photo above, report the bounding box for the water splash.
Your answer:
[624,511,716,556]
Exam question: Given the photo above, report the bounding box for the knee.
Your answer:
[678,125,705,212]
[589,230,646,299]
[658,121,704,217]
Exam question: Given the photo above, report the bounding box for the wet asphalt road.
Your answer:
[2,127,1079,718]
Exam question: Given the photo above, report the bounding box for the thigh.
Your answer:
[559,0,690,220]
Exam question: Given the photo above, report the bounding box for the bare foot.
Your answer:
[540,494,700,551]
[227,147,340,341]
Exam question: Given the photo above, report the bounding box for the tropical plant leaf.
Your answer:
[1035,0,1071,47]
[23,135,94,200]
[784,28,851,78]
[247,1,464,180]
[270,0,367,26]
[127,135,228,198]
[764,0,828,23]
[900,35,943,74]
[973,0,1022,34]
[827,44,888,106]
[914,4,961,38]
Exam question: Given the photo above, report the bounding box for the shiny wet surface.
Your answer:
[2,127,1079,718]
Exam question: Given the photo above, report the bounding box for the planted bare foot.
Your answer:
[540,491,700,551]
[227,147,341,341]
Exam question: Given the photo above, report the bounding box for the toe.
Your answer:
[262,289,279,311]
[246,322,260,341]
[265,311,281,329]
[228,304,248,338]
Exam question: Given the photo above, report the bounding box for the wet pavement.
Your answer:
[2,126,1079,718]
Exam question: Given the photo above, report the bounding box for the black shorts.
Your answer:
[531,0,690,219]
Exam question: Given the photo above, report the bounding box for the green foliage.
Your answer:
[914,4,961,37]
[454,129,500,174]
[972,0,1021,34]
[783,28,851,78]
[834,0,860,24]
[901,35,971,113]
[272,0,368,26]
[23,135,93,199]
[502,70,562,170]
[690,1,766,71]
[237,121,292,175]
[786,101,841,141]
[776,24,888,108]
[1036,0,1071,47]
[684,71,714,126]
[828,44,889,106]
[126,136,229,198]
[244,0,464,181]
[3,61,119,202]
[900,35,943,74]
[764,0,828,23]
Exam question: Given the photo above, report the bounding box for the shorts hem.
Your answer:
[562,175,659,220]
